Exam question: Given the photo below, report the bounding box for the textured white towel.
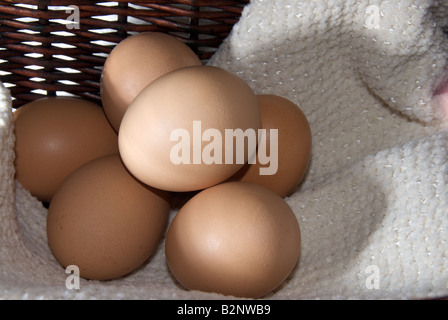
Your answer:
[1,0,448,300]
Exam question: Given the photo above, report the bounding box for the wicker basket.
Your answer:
[0,0,249,109]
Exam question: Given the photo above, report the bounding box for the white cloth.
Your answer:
[1,0,448,299]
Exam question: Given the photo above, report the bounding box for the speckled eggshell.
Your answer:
[46,154,170,281]
[165,181,301,298]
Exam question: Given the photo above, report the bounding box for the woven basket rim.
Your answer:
[0,0,250,108]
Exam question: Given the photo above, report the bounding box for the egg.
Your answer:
[165,181,301,298]
[118,65,262,192]
[100,32,202,131]
[13,97,118,203]
[46,154,170,281]
[229,94,312,197]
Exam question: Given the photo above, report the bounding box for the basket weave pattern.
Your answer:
[0,0,249,108]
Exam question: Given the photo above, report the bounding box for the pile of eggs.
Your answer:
[13,32,312,299]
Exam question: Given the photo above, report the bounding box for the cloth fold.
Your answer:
[1,0,447,299]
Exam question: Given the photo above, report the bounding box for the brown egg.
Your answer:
[165,181,301,298]
[230,94,312,197]
[100,32,202,131]
[13,97,118,202]
[118,66,261,192]
[46,154,170,281]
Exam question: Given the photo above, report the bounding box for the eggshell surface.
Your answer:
[46,154,170,281]
[118,66,261,192]
[230,94,312,197]
[165,181,301,298]
[13,97,118,202]
[100,32,202,131]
